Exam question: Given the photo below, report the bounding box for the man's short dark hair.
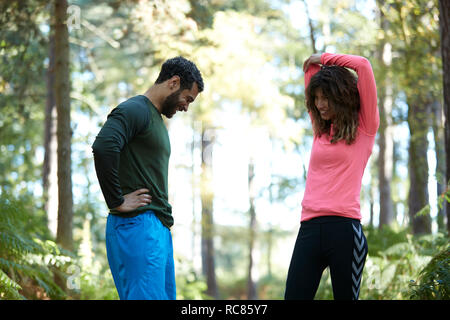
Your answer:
[155,56,204,92]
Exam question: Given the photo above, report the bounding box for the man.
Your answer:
[92,56,204,300]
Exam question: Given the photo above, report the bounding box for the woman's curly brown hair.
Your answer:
[306,65,360,144]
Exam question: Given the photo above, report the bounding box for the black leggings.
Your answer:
[284,216,368,300]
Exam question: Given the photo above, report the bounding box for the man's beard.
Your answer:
[160,90,181,118]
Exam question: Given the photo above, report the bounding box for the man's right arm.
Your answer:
[92,137,124,210]
[92,103,149,210]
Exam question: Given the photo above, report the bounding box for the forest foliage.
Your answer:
[0,0,449,300]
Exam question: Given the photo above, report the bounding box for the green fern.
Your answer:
[0,193,70,300]
[409,246,450,300]
[357,225,449,300]
[0,268,23,300]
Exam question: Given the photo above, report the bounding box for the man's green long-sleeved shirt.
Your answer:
[92,95,173,228]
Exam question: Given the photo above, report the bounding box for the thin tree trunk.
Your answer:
[266,136,275,279]
[43,34,55,208]
[376,3,395,228]
[438,0,450,234]
[378,89,395,228]
[377,0,394,228]
[407,98,432,235]
[369,173,375,228]
[247,159,257,300]
[54,0,73,251]
[43,32,59,237]
[191,116,198,265]
[302,0,317,53]
[201,125,217,298]
[47,108,59,237]
[430,100,447,231]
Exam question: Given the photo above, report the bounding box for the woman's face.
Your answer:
[314,88,335,120]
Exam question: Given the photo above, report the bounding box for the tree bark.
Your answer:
[200,125,217,298]
[302,0,317,53]
[430,99,447,231]
[43,32,59,237]
[378,95,395,228]
[438,0,450,234]
[376,3,395,228]
[247,159,257,300]
[43,34,55,207]
[54,0,73,251]
[407,98,432,235]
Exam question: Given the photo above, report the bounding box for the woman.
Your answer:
[284,53,379,300]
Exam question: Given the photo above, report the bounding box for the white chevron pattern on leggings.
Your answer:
[354,235,365,251]
[352,223,362,238]
[352,222,366,300]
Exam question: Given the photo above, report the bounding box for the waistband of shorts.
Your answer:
[302,215,360,224]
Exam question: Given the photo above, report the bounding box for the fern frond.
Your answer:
[0,194,72,299]
[0,268,24,300]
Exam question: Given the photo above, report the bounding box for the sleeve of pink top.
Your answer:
[304,63,321,124]
[320,53,379,136]
[304,63,321,93]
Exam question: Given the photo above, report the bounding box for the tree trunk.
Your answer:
[376,3,395,228]
[302,0,317,53]
[200,125,217,298]
[247,159,257,300]
[378,98,395,228]
[54,0,73,251]
[407,98,432,235]
[430,100,447,231]
[43,32,59,238]
[191,116,198,265]
[43,34,55,206]
[439,0,450,234]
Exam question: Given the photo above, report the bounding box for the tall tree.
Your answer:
[400,2,439,235]
[0,0,48,196]
[439,0,450,233]
[54,0,73,251]
[380,0,440,234]
[376,0,395,228]
[407,95,432,235]
[43,31,59,237]
[431,98,447,231]
[200,125,217,298]
[302,0,317,53]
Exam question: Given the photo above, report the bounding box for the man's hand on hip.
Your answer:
[114,188,152,213]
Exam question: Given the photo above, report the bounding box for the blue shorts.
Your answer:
[105,210,176,300]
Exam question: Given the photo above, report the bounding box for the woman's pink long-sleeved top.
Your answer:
[301,53,379,222]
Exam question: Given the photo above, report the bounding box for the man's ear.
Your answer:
[167,75,181,91]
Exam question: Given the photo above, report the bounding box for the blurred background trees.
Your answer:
[0,0,448,300]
